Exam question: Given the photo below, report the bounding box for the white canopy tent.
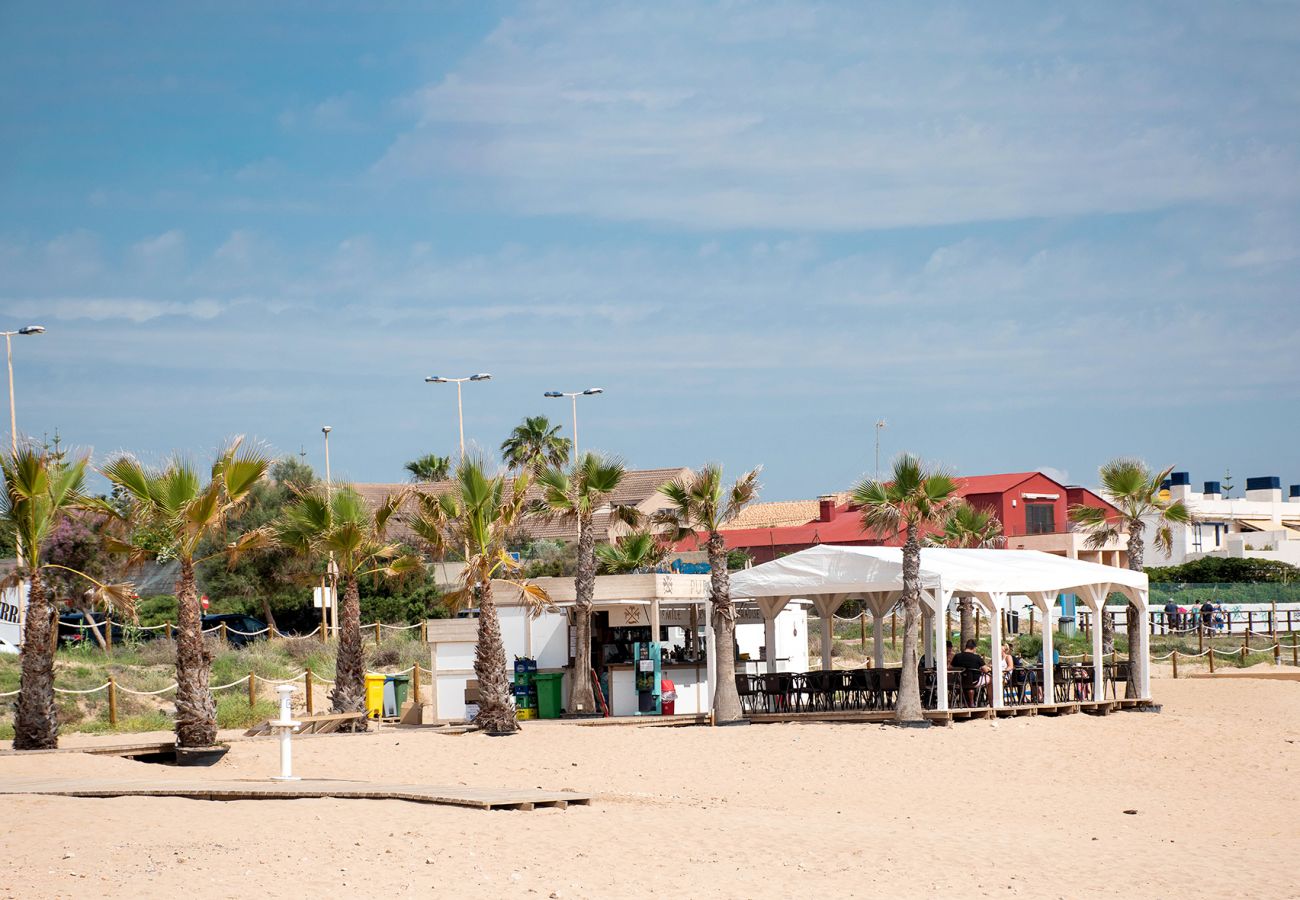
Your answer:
[729,545,1151,710]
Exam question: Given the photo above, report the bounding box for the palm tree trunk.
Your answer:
[708,532,744,724]
[895,527,925,724]
[568,515,598,715]
[14,571,59,750]
[330,574,367,729]
[959,597,974,648]
[174,559,217,748]
[473,580,518,733]
[1124,528,1146,699]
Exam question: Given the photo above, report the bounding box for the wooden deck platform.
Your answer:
[0,776,592,811]
[745,698,1154,726]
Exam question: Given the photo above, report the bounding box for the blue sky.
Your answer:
[2,1,1298,498]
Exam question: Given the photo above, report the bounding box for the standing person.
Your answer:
[1163,599,1178,633]
[1201,600,1214,635]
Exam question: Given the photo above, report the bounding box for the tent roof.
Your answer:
[729,545,1147,600]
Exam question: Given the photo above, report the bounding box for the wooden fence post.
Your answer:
[1270,602,1277,638]
[1208,646,1215,673]
[1241,634,1249,665]
[1274,643,1281,667]
[1171,650,1178,679]
[891,612,897,649]
[412,666,421,705]
[1293,639,1298,668]
[221,621,229,644]
[165,622,172,640]
[248,672,257,708]
[105,619,113,655]
[420,619,428,644]
[108,675,117,726]
[1198,626,1203,655]
[304,669,314,715]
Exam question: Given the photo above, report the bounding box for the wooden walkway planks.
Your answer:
[0,777,592,811]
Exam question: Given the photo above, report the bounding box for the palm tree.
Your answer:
[405,458,548,733]
[1069,458,1191,697]
[404,453,452,483]
[926,500,1005,646]
[535,453,641,716]
[597,529,668,575]
[2,447,132,749]
[276,485,422,721]
[852,454,961,725]
[653,464,761,725]
[500,416,571,473]
[101,439,271,748]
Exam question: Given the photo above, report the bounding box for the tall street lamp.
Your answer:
[4,324,44,645]
[543,388,603,462]
[3,325,45,454]
[321,426,337,637]
[874,419,887,481]
[425,373,492,461]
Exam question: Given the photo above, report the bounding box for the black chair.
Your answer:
[735,673,759,713]
[957,667,987,708]
[874,668,899,710]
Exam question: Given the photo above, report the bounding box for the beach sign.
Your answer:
[0,584,28,652]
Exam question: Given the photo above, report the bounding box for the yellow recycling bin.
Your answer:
[365,674,386,719]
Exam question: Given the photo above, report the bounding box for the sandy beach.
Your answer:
[2,676,1297,899]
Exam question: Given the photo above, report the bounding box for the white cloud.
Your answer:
[3,298,223,323]
[373,1,1300,230]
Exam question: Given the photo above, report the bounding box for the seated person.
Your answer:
[945,640,956,666]
[950,639,991,705]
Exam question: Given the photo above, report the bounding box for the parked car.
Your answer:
[201,613,269,648]
[57,611,129,648]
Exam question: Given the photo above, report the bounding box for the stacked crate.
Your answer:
[513,657,538,720]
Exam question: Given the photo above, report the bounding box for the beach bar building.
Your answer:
[729,545,1153,711]
[425,573,809,721]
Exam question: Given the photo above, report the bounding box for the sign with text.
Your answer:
[0,585,28,651]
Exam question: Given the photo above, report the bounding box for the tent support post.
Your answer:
[764,610,779,675]
[1090,588,1107,701]
[1137,589,1152,700]
[820,609,834,672]
[1039,593,1055,706]
[989,595,1004,709]
[934,588,949,712]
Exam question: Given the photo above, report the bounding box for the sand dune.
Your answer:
[2,677,1297,899]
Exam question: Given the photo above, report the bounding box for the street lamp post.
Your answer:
[874,419,887,481]
[321,426,337,638]
[3,325,45,455]
[543,388,603,462]
[4,325,44,647]
[425,374,492,461]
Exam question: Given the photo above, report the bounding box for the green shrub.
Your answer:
[216,695,278,729]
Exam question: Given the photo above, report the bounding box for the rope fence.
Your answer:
[1,663,426,725]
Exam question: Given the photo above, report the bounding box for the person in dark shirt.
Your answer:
[950,639,990,706]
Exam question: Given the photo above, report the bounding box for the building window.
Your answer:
[1192,524,1203,552]
[1025,503,1055,535]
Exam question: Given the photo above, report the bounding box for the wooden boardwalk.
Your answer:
[0,776,592,811]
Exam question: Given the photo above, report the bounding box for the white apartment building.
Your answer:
[1159,472,1300,566]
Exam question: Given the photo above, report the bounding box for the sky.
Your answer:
[1,1,1298,499]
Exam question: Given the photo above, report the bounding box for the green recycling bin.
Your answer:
[383,674,411,717]
[534,672,564,719]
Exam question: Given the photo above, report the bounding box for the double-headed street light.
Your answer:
[3,325,45,454]
[425,373,492,461]
[543,387,603,462]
